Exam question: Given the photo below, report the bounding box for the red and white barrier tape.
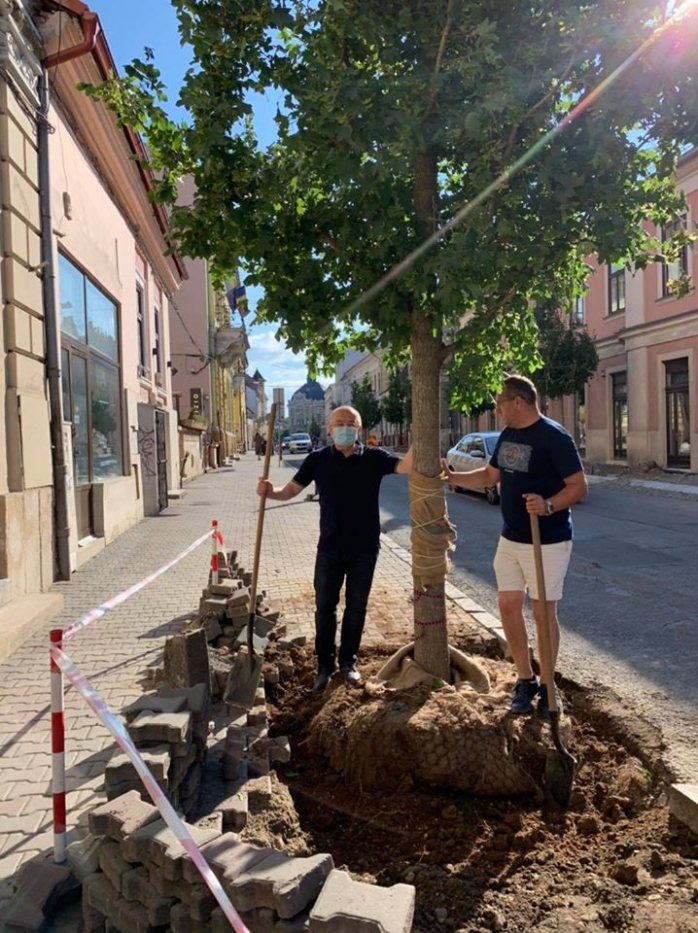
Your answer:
[51,644,249,933]
[63,528,213,641]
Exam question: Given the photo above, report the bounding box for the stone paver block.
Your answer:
[83,872,156,933]
[99,839,134,894]
[247,774,273,809]
[170,900,210,933]
[66,833,105,881]
[127,710,192,746]
[227,851,334,919]
[210,581,240,596]
[122,695,188,723]
[183,836,270,885]
[212,905,309,933]
[106,745,171,784]
[218,784,249,832]
[267,737,291,763]
[158,683,210,721]
[309,869,415,933]
[226,588,250,608]
[0,859,73,931]
[122,818,220,880]
[669,783,698,834]
[122,866,176,925]
[163,629,212,692]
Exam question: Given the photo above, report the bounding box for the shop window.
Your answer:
[611,372,627,459]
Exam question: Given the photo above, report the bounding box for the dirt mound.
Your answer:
[259,643,698,933]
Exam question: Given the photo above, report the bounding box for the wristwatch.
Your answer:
[544,499,555,515]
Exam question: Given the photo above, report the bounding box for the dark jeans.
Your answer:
[313,549,379,671]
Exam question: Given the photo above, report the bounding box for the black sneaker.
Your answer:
[340,664,362,685]
[313,669,333,693]
[510,677,539,714]
[537,683,563,719]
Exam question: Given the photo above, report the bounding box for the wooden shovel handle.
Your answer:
[250,402,277,609]
[530,513,559,715]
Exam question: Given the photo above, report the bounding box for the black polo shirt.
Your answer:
[293,443,401,555]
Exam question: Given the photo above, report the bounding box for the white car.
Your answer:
[289,432,312,454]
[446,431,501,505]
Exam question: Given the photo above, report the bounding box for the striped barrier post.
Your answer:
[211,519,219,585]
[50,628,66,863]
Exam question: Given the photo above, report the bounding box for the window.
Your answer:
[153,301,163,376]
[136,282,147,374]
[608,263,626,315]
[574,294,585,325]
[662,215,689,297]
[59,253,123,481]
[611,372,627,460]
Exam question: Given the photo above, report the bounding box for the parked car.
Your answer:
[281,436,291,453]
[289,432,313,454]
[445,431,501,504]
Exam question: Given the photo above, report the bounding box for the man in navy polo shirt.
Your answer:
[444,375,587,716]
[257,405,412,692]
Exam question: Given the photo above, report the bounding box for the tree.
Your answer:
[308,418,322,438]
[533,308,600,401]
[350,376,382,431]
[85,1,698,681]
[382,370,412,438]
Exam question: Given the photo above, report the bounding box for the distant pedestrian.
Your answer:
[254,431,266,461]
[444,375,587,716]
[367,434,378,447]
[257,405,412,692]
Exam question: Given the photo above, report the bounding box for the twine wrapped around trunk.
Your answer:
[408,471,456,585]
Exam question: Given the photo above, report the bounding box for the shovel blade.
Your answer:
[544,747,577,808]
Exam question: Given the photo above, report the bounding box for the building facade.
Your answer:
[288,377,325,434]
[583,148,697,471]
[0,0,193,653]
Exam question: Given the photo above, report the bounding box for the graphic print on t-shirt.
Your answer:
[498,441,532,473]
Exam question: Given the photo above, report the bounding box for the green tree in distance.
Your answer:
[83,1,698,680]
[382,370,412,439]
[351,375,382,432]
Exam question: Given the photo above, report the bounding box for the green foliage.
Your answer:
[351,376,382,430]
[82,2,698,383]
[308,418,322,437]
[533,308,599,399]
[382,370,412,428]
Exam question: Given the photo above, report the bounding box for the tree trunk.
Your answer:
[409,149,451,681]
[409,312,451,680]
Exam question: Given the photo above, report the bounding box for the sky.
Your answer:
[95,0,328,401]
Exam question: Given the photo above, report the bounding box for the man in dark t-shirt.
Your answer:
[257,405,412,692]
[444,375,587,716]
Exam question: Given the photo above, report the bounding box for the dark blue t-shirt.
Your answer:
[293,444,400,555]
[489,417,583,545]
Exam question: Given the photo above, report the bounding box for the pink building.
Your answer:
[584,147,697,470]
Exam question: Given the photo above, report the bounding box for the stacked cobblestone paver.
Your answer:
[0,453,475,928]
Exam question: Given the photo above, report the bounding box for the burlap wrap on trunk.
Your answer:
[409,471,456,585]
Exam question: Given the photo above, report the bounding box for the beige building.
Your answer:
[0,0,188,654]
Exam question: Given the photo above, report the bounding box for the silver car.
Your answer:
[289,432,312,454]
[446,431,501,504]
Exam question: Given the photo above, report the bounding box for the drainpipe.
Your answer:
[39,9,100,580]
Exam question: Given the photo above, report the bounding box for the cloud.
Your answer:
[247,325,331,397]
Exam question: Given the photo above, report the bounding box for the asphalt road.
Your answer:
[378,474,698,782]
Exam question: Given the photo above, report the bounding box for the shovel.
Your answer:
[247,403,278,668]
[530,512,576,808]
[224,404,276,710]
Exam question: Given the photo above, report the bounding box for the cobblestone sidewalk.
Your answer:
[0,453,483,895]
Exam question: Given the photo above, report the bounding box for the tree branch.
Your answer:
[424,0,456,122]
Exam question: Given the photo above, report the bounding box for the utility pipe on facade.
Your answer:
[39,7,100,580]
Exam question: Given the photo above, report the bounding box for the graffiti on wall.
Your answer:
[137,426,156,477]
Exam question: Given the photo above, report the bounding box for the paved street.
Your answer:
[0,453,477,892]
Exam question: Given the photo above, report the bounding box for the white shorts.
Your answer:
[493,536,572,602]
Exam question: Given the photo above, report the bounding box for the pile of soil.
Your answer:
[246,642,698,933]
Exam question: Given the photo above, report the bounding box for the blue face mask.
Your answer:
[333,426,359,447]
